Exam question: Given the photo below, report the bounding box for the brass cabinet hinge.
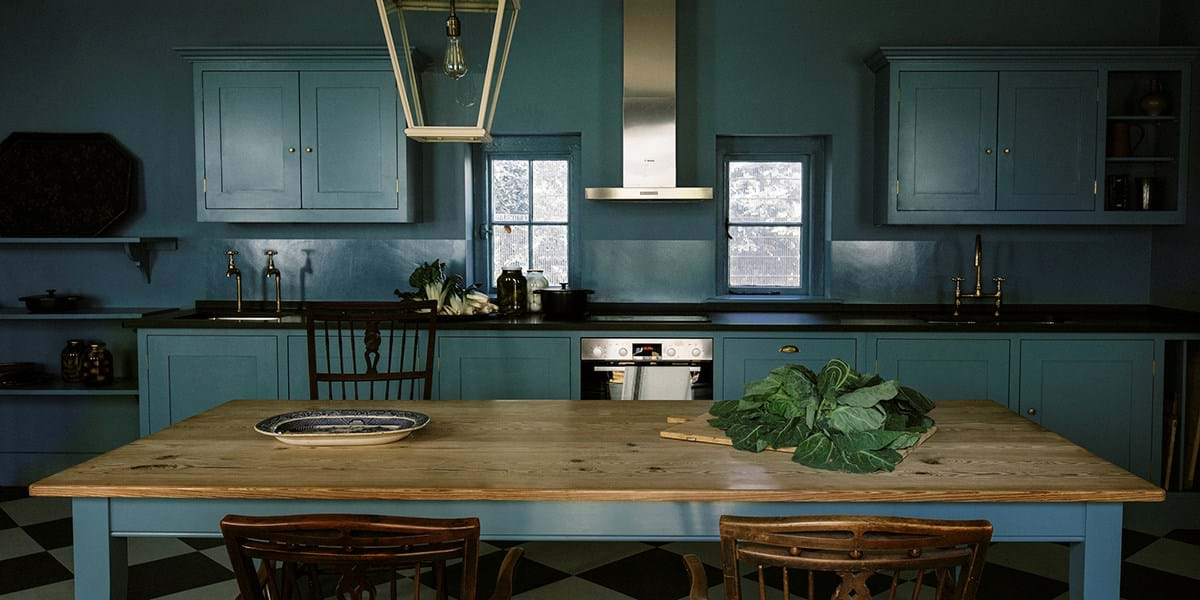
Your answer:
[895,180,900,197]
[202,177,207,193]
[396,178,400,193]
[1093,180,1098,195]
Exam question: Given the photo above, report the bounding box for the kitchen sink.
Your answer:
[173,311,304,324]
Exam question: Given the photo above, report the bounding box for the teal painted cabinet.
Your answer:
[1018,339,1155,476]
[897,71,998,212]
[996,71,1097,211]
[143,334,280,433]
[437,337,573,400]
[183,48,419,223]
[869,47,1195,225]
[286,333,432,400]
[874,338,1010,406]
[722,337,858,400]
[201,71,301,209]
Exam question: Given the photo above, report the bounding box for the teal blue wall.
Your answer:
[1152,0,1200,310]
[0,0,1177,307]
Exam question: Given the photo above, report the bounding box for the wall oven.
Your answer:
[580,338,714,400]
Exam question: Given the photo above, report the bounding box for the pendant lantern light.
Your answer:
[375,0,520,143]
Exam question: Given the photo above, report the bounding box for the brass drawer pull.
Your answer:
[779,345,799,353]
[1026,408,1038,416]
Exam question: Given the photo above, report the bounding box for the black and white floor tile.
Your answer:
[1,487,1197,599]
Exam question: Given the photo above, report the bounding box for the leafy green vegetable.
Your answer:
[706,359,935,473]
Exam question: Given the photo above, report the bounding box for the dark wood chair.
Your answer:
[305,301,438,400]
[221,513,523,600]
[683,515,992,600]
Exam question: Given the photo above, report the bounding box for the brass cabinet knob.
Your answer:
[1003,147,1011,155]
[305,147,313,153]
[984,148,993,155]
[1026,408,1038,416]
[779,345,800,354]
[287,147,296,153]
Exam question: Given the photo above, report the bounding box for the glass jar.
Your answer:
[526,269,549,313]
[82,341,114,387]
[61,339,87,383]
[495,266,528,315]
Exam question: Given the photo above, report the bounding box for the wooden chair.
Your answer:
[305,301,438,400]
[683,515,992,600]
[221,513,523,600]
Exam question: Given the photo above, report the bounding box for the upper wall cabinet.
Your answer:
[868,47,1197,225]
[179,48,419,223]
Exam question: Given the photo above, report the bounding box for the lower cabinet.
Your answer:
[875,338,1011,407]
[437,336,573,400]
[1019,339,1155,476]
[143,334,280,433]
[722,337,858,401]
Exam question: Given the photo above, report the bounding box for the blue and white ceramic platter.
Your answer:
[254,409,430,446]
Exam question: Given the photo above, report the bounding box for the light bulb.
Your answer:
[443,9,468,80]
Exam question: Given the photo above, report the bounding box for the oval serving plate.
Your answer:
[254,409,430,447]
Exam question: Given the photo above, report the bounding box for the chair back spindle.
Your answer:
[305,301,438,401]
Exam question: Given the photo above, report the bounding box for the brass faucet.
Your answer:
[224,250,243,313]
[264,250,282,313]
[952,234,1005,317]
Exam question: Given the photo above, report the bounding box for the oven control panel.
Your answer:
[581,338,713,362]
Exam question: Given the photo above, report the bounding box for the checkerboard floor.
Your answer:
[2,487,1197,599]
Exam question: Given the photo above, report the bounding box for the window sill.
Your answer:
[705,295,844,304]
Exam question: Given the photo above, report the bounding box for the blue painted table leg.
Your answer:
[1069,503,1122,600]
[73,498,128,600]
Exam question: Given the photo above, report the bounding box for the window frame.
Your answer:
[472,135,582,292]
[715,135,828,297]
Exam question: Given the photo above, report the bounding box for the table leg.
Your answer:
[1069,503,1122,600]
[73,498,127,600]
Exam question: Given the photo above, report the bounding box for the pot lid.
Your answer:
[18,288,82,301]
[540,283,594,294]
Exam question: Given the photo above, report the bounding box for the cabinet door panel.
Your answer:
[146,335,279,432]
[997,71,1098,211]
[1019,340,1153,474]
[438,337,572,400]
[897,71,998,211]
[202,71,301,209]
[300,71,399,210]
[875,338,1009,406]
[722,338,857,400]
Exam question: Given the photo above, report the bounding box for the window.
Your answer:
[717,136,827,295]
[475,136,580,290]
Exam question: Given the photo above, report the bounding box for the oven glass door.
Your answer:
[581,362,713,400]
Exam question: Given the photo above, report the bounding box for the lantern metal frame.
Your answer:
[375,0,520,143]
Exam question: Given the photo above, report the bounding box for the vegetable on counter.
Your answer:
[394,259,499,316]
[707,358,935,473]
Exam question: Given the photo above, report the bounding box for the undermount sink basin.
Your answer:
[174,311,303,324]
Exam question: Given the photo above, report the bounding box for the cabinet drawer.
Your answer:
[721,337,857,401]
[875,338,1010,406]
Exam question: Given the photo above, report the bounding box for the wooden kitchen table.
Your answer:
[31,400,1161,600]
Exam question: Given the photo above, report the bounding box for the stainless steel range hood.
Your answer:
[584,0,711,201]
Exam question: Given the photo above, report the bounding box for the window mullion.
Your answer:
[526,159,534,271]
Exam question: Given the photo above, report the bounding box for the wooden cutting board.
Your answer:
[659,413,937,458]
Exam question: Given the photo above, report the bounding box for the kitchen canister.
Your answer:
[495,265,528,315]
[526,269,549,313]
[82,341,114,387]
[60,339,87,383]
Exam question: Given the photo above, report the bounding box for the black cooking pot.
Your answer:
[538,284,593,320]
[19,289,82,313]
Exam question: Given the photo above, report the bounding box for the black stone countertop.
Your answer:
[124,301,1200,333]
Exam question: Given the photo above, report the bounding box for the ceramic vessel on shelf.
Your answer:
[60,339,86,383]
[82,341,113,387]
[1140,79,1168,117]
[254,409,430,446]
[496,265,527,315]
[526,269,549,313]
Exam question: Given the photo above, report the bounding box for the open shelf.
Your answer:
[0,237,177,283]
[1105,157,1176,163]
[0,379,137,396]
[0,308,171,320]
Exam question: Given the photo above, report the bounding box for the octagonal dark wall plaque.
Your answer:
[0,132,136,236]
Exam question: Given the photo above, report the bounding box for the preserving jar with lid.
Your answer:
[495,265,528,315]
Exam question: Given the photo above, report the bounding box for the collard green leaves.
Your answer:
[706,359,935,473]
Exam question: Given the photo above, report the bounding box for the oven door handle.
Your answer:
[590,365,702,373]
